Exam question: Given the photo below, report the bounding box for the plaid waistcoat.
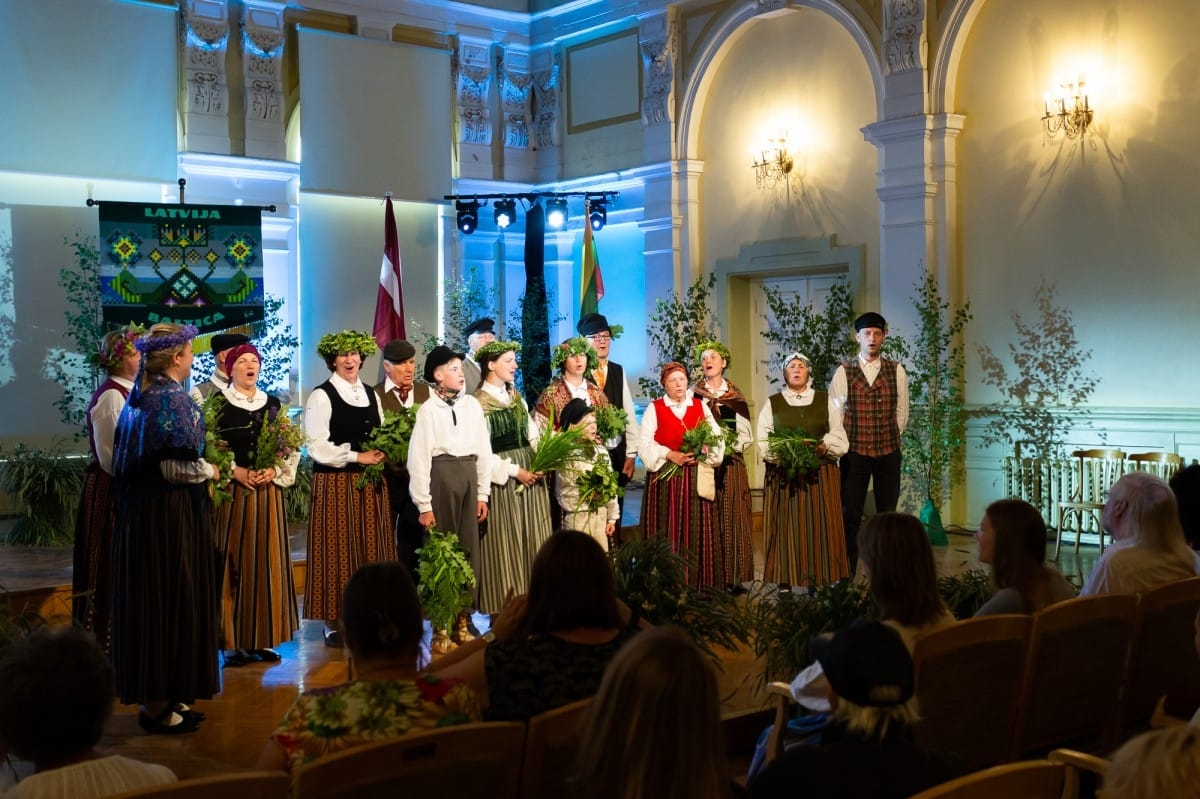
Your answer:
[842,358,900,457]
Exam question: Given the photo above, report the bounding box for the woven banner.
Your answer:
[98,201,264,351]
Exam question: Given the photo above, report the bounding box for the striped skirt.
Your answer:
[714,453,754,585]
[72,465,116,649]
[215,482,299,650]
[304,471,395,622]
[762,461,848,586]
[640,464,721,588]
[478,446,554,614]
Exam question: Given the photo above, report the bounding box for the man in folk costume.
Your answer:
[829,312,909,568]
[190,332,250,404]
[577,312,639,533]
[461,317,496,396]
[374,339,430,575]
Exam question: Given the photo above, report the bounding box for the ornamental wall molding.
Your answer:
[499,49,533,150]
[183,1,230,116]
[456,40,494,146]
[532,53,560,150]
[241,13,284,123]
[640,10,678,128]
[885,0,924,74]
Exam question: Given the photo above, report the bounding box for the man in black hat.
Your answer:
[190,331,250,404]
[374,339,431,573]
[748,621,960,798]
[829,312,908,568]
[462,317,496,396]
[577,312,639,529]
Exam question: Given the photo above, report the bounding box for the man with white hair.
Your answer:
[1081,471,1200,596]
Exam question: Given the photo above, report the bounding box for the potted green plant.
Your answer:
[416,527,477,654]
[0,443,86,546]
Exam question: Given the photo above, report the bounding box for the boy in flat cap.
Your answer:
[462,317,496,396]
[829,312,909,569]
[374,339,431,573]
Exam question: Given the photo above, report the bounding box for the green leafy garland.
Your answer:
[354,405,420,489]
[550,336,598,372]
[473,340,521,362]
[202,394,237,506]
[575,456,623,513]
[692,340,732,368]
[766,428,823,480]
[592,403,628,443]
[417,527,477,633]
[316,330,377,360]
[657,421,722,482]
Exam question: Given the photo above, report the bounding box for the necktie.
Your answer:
[395,386,410,404]
[594,367,606,390]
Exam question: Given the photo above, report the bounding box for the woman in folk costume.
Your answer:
[756,352,849,588]
[639,362,726,588]
[473,340,553,613]
[556,399,621,552]
[110,323,220,734]
[209,344,300,666]
[304,330,396,648]
[72,325,141,649]
[691,341,754,591]
[533,337,610,428]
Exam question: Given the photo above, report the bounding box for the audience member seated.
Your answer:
[0,627,177,798]
[974,498,1077,615]
[1081,472,1200,596]
[748,621,962,799]
[1170,464,1200,551]
[429,529,643,721]
[256,561,480,774]
[572,625,744,799]
[1103,723,1200,799]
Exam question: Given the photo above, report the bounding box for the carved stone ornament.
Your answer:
[456,42,493,146]
[241,19,284,122]
[640,13,678,128]
[885,0,924,74]
[500,55,533,150]
[183,4,230,116]
[532,57,560,150]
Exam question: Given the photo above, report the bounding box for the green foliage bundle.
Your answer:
[284,455,313,523]
[657,422,722,482]
[202,395,237,507]
[610,535,748,667]
[575,459,623,513]
[46,234,105,438]
[937,569,994,620]
[0,443,86,546]
[592,404,628,443]
[417,527,477,633]
[525,424,593,481]
[766,429,823,479]
[252,408,305,471]
[976,280,1099,460]
[638,274,718,399]
[355,406,420,489]
[759,278,854,390]
[746,579,876,687]
[901,272,973,505]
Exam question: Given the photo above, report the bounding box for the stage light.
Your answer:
[587,198,607,232]
[456,200,480,234]
[493,198,516,229]
[545,197,567,229]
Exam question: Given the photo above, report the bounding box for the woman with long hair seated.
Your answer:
[256,562,480,774]
[572,626,741,799]
[428,529,644,721]
[974,498,1077,616]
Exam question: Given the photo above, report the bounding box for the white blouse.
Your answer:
[638,391,725,472]
[304,373,385,468]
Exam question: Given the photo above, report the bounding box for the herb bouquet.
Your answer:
[416,526,477,636]
[202,394,237,506]
[575,457,624,513]
[657,422,722,482]
[517,418,593,493]
[355,405,419,489]
[766,428,823,480]
[252,406,305,472]
[593,404,629,445]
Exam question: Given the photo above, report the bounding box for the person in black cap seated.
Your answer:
[462,317,496,396]
[828,312,908,570]
[576,313,639,529]
[374,339,431,574]
[190,331,250,404]
[748,620,961,799]
[407,345,494,637]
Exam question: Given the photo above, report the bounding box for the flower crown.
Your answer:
[91,323,146,371]
[552,337,599,372]
[317,330,378,360]
[474,340,521,364]
[135,324,198,354]
[693,340,732,370]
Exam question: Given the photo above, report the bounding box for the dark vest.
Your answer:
[374,381,430,413]
[215,395,282,467]
[842,359,900,457]
[86,378,131,463]
[592,361,628,465]
[769,390,830,439]
[313,380,380,473]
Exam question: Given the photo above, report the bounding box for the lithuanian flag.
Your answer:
[579,213,604,317]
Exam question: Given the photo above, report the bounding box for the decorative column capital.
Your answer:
[639,9,678,128]
[456,38,494,147]
[240,1,285,124]
[499,47,532,151]
[884,0,926,75]
[531,48,560,151]
[182,0,230,117]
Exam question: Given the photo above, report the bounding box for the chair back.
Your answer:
[908,760,1065,799]
[1127,451,1185,481]
[108,772,289,799]
[519,698,593,799]
[1069,449,1126,507]
[1119,577,1200,733]
[1012,594,1138,758]
[911,615,1033,772]
[292,722,526,799]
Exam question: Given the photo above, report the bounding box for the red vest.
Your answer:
[842,359,901,457]
[86,378,131,463]
[652,397,705,451]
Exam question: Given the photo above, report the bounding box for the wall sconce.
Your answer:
[751,134,794,189]
[1042,78,1093,141]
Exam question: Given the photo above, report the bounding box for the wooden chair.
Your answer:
[763,681,797,766]
[108,772,289,799]
[911,615,1033,772]
[1127,451,1185,481]
[1117,577,1200,736]
[519,698,592,799]
[1049,748,1109,799]
[1011,594,1138,759]
[908,760,1065,799]
[292,722,526,799]
[1056,449,1126,558]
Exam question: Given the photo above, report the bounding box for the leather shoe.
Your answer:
[223,649,253,668]
[174,702,205,721]
[252,648,282,662]
[139,708,201,735]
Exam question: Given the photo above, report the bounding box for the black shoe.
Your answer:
[778,582,792,594]
[252,648,282,662]
[323,628,343,648]
[727,583,749,596]
[173,702,205,721]
[139,708,201,735]
[223,649,253,668]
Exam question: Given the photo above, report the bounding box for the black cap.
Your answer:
[211,332,250,353]
[423,345,465,383]
[558,398,593,430]
[464,318,495,338]
[854,312,887,332]
[576,313,610,337]
[812,620,914,708]
[382,339,416,364]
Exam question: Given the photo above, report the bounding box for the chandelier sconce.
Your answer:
[1041,78,1093,142]
[751,134,794,189]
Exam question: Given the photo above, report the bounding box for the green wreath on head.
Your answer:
[693,340,733,369]
[317,330,378,360]
[551,336,599,372]
[474,340,521,364]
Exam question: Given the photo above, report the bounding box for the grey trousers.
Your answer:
[430,454,480,606]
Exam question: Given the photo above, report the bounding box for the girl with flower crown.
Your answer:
[533,337,610,428]
[110,323,221,735]
[209,343,301,667]
[303,330,396,648]
[72,324,142,649]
